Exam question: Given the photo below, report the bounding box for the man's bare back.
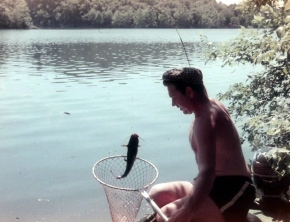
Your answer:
[190,98,251,178]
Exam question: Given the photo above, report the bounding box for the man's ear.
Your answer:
[185,87,194,98]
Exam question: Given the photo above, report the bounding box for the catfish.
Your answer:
[116,134,139,179]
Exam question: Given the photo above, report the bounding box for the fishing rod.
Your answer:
[136,0,192,67]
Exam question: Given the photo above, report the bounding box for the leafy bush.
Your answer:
[202,0,290,150]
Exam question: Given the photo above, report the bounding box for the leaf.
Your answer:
[276,26,285,38]
[284,15,290,23]
[261,5,273,14]
[267,128,276,135]
[254,15,263,22]
[285,0,290,11]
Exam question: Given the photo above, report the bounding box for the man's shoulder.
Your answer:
[210,98,226,109]
[194,99,229,124]
[210,98,230,116]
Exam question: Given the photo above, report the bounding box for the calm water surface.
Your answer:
[0,29,260,222]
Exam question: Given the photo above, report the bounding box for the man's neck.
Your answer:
[192,95,211,117]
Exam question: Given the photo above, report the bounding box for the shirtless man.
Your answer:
[149,68,255,222]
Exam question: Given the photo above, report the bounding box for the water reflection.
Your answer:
[0,41,200,83]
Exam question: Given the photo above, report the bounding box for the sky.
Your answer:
[216,0,243,5]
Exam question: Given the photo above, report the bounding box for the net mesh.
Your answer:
[92,155,158,222]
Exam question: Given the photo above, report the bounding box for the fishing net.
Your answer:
[92,155,159,222]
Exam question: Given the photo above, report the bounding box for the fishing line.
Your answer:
[136,0,192,67]
[175,28,191,67]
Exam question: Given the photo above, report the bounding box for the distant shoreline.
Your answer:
[1,26,243,30]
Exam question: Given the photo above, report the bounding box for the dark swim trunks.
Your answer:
[209,176,256,222]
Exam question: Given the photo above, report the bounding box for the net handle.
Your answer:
[140,190,168,221]
[92,155,159,191]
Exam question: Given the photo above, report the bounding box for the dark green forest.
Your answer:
[0,0,255,29]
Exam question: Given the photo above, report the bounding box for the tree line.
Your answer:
[0,0,255,29]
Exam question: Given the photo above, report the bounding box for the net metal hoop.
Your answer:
[92,155,159,191]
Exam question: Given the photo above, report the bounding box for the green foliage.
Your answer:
[0,0,32,28]
[1,0,250,28]
[54,0,86,27]
[26,0,60,27]
[112,9,134,27]
[82,8,104,27]
[157,8,172,27]
[173,5,192,28]
[261,149,290,180]
[235,0,258,27]
[134,8,157,28]
[202,0,290,150]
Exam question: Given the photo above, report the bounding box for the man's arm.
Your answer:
[186,114,216,209]
[168,114,217,222]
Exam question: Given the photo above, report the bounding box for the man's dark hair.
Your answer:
[163,80,205,94]
[162,67,205,94]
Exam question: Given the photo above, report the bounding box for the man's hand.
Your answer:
[168,207,194,222]
[166,206,195,222]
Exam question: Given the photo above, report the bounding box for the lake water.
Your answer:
[0,29,261,222]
